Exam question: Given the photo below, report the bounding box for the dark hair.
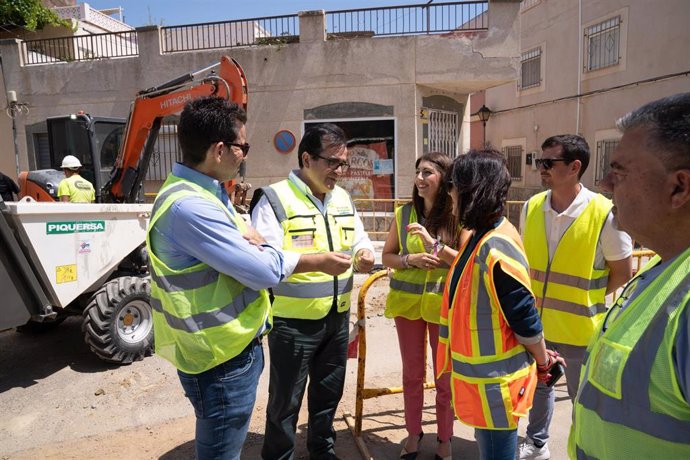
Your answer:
[411,152,460,248]
[617,92,690,169]
[177,96,247,166]
[541,134,590,179]
[451,149,511,231]
[298,123,347,168]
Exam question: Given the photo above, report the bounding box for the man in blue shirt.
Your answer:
[147,96,284,460]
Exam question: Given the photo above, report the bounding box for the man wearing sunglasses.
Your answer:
[147,96,284,460]
[251,123,375,459]
[518,134,633,460]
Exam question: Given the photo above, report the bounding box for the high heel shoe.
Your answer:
[434,436,452,460]
[400,432,424,459]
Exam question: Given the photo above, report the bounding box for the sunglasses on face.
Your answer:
[535,158,569,170]
[225,142,250,157]
[313,154,350,172]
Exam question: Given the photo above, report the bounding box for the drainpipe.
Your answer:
[576,0,582,134]
[0,56,20,177]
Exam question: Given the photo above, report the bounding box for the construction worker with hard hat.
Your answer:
[57,155,95,203]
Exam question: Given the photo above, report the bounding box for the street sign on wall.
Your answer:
[274,130,296,154]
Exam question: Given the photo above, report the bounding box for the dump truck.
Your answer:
[0,198,153,363]
[2,56,248,363]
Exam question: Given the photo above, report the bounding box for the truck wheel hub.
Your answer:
[117,300,153,344]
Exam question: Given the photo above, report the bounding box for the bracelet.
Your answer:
[400,254,410,269]
[536,355,552,369]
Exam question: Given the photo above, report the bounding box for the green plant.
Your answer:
[0,0,71,31]
[256,36,289,47]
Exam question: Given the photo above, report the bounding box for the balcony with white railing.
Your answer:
[54,3,133,33]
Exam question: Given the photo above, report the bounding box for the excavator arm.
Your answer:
[103,56,248,202]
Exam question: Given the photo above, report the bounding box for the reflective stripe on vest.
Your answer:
[150,267,220,292]
[440,219,537,430]
[389,278,445,295]
[439,323,448,341]
[147,176,270,374]
[452,348,533,378]
[261,180,354,319]
[273,277,353,298]
[524,192,612,346]
[385,203,449,322]
[150,289,262,333]
[570,249,690,459]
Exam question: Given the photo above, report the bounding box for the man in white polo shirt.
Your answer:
[518,134,633,460]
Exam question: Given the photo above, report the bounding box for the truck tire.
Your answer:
[82,276,154,364]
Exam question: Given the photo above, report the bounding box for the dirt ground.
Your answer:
[0,273,572,459]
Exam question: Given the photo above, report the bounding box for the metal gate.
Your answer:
[428,108,458,157]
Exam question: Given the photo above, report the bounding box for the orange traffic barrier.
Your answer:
[343,269,436,459]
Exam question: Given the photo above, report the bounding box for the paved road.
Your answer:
[0,272,574,459]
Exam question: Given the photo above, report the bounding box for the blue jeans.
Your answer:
[475,428,518,460]
[526,342,585,445]
[178,338,264,460]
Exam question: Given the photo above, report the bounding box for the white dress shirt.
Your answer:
[251,170,375,277]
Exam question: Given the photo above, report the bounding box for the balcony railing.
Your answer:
[160,1,488,53]
[21,30,138,65]
[161,14,299,53]
[54,5,133,33]
[19,1,489,62]
[327,1,487,36]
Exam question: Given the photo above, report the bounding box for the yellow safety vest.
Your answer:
[438,218,538,430]
[260,180,355,319]
[57,174,95,203]
[569,248,690,459]
[385,203,448,323]
[147,175,271,374]
[523,192,612,346]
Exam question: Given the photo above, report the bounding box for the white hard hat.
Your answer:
[60,155,82,169]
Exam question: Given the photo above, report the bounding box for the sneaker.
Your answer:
[518,437,550,460]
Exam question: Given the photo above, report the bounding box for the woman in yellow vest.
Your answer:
[437,149,564,460]
[382,152,468,460]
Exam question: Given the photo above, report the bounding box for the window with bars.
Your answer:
[595,139,619,184]
[145,124,182,181]
[502,145,523,180]
[586,16,621,71]
[520,47,542,89]
[428,109,458,157]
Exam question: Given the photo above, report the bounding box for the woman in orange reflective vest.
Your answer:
[437,149,564,460]
[382,152,469,460]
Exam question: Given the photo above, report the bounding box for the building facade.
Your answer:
[479,0,690,200]
[0,1,522,207]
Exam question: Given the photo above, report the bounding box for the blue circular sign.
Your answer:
[274,130,296,154]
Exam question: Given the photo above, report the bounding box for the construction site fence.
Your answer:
[142,195,651,261]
